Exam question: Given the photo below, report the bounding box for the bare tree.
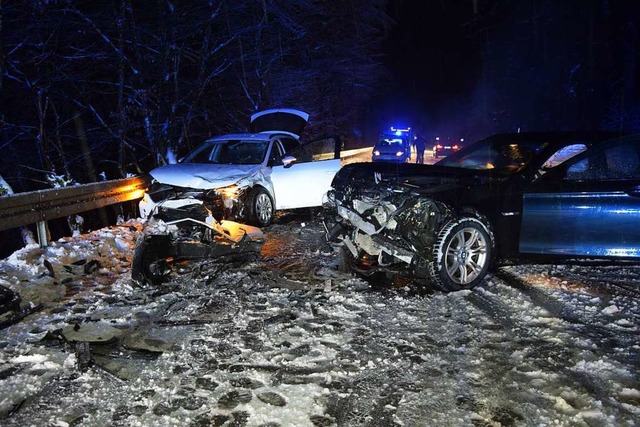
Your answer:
[1,0,392,190]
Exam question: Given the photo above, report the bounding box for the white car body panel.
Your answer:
[270,158,342,209]
[250,109,309,138]
[250,108,309,122]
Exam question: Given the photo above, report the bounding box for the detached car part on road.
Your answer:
[131,204,265,286]
[324,132,640,291]
[132,109,342,286]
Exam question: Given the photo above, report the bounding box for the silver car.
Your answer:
[132,109,342,286]
[140,109,342,227]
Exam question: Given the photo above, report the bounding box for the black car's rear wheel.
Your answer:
[429,217,493,292]
[248,187,274,227]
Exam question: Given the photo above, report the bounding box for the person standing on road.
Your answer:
[415,134,426,164]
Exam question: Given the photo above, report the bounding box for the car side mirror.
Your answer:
[283,155,297,168]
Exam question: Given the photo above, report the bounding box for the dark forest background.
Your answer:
[1,0,639,194]
[381,0,640,144]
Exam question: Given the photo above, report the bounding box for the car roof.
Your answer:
[435,131,627,170]
[475,131,622,146]
[454,131,622,156]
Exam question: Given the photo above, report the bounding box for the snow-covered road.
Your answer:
[0,212,639,426]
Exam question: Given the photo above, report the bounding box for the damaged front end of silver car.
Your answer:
[132,187,265,287]
[324,181,452,280]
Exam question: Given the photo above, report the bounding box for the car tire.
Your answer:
[428,216,493,292]
[131,234,173,287]
[337,244,354,273]
[247,187,274,227]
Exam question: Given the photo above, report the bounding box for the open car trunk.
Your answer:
[249,108,309,138]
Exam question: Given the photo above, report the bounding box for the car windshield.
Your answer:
[436,138,546,173]
[184,139,269,165]
[376,137,406,147]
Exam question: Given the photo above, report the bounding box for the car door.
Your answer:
[520,136,640,256]
[270,136,342,209]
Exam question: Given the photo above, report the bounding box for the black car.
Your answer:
[432,137,463,158]
[324,132,640,291]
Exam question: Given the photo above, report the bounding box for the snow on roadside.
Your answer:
[0,220,639,426]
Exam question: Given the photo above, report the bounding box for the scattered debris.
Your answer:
[0,215,638,426]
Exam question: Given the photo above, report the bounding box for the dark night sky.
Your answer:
[373,1,640,142]
[375,1,482,138]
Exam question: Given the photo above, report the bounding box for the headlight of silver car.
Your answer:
[214,184,241,208]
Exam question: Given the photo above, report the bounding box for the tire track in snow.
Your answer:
[465,275,639,422]
[495,268,640,370]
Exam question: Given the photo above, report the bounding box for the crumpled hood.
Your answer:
[149,163,261,189]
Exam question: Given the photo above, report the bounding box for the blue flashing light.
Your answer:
[390,126,411,133]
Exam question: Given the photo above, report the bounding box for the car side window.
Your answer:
[565,141,640,180]
[279,138,299,154]
[566,158,590,179]
[188,144,214,163]
[287,144,314,163]
[604,143,640,178]
[269,141,285,166]
[542,144,587,169]
[289,137,339,163]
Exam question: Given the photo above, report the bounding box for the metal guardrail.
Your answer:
[0,175,152,246]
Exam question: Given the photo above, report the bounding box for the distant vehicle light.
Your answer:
[373,150,381,156]
[436,144,443,149]
[452,145,459,150]
[395,151,404,157]
[391,126,411,132]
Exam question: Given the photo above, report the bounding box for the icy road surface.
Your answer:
[0,211,639,426]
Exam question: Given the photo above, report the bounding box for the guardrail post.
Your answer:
[36,220,49,248]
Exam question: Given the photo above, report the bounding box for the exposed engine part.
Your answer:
[141,182,251,224]
[132,203,265,286]
[325,182,452,279]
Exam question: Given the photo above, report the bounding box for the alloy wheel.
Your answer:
[444,226,488,285]
[255,192,273,225]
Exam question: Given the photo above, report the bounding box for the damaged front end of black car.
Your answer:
[323,163,495,292]
[131,186,265,287]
